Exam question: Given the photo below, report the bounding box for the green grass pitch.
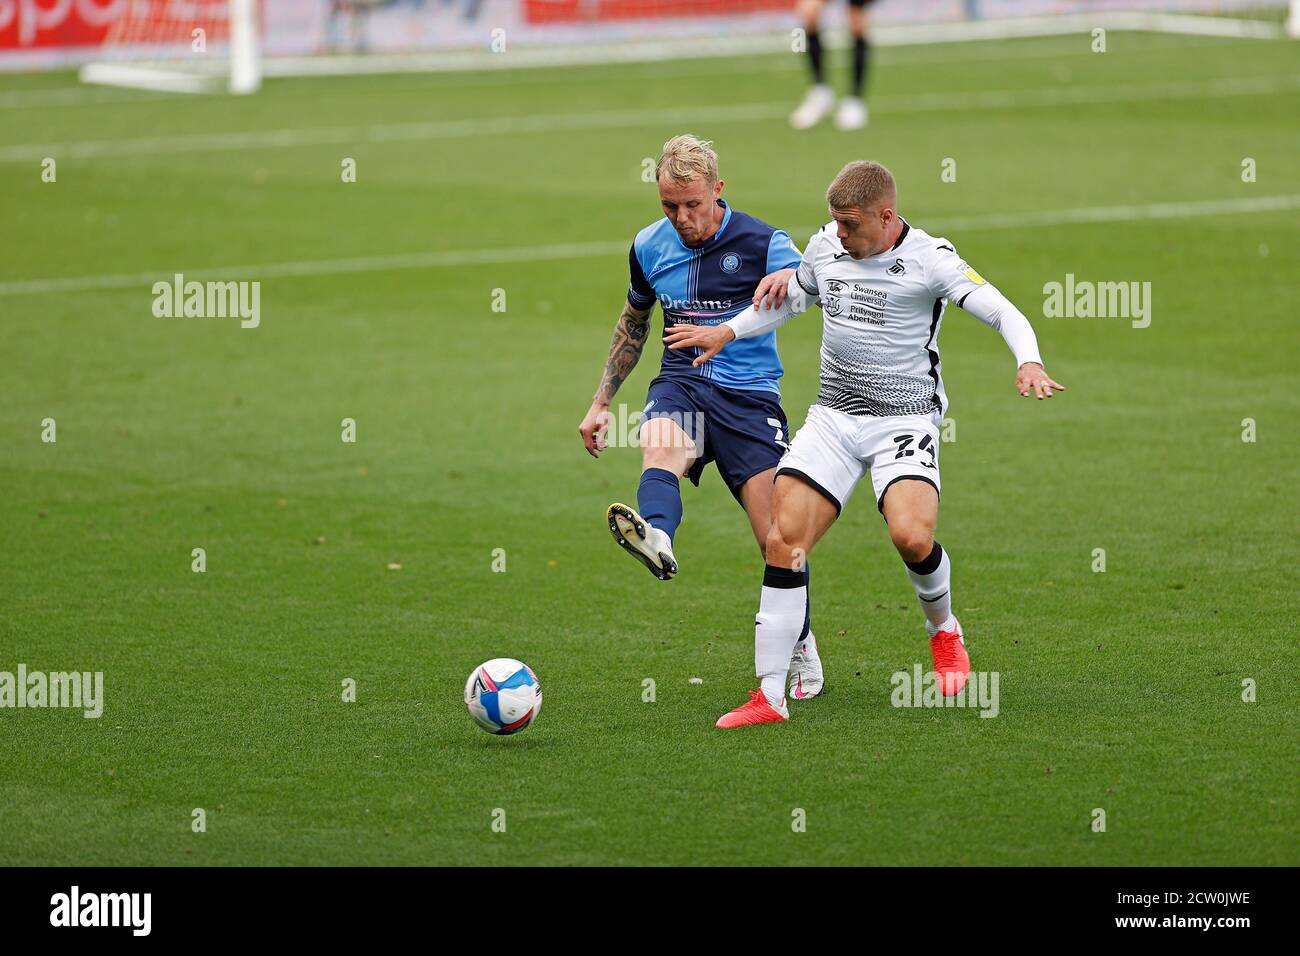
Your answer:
[1,29,1297,866]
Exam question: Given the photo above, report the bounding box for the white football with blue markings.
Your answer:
[464,658,542,735]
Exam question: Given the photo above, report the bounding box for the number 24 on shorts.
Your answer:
[892,433,936,468]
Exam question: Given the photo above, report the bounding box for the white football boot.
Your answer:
[790,84,836,130]
[607,502,678,581]
[788,630,825,700]
[833,96,868,131]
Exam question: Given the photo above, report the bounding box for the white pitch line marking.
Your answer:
[0,73,1296,163]
[0,30,1249,111]
[2,195,1296,298]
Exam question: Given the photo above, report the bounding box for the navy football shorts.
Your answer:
[642,375,790,503]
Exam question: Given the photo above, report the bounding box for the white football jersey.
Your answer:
[795,218,988,418]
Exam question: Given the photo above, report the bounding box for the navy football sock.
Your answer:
[637,468,683,543]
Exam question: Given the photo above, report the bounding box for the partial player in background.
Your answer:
[578,135,826,701]
[667,161,1065,728]
[790,0,876,131]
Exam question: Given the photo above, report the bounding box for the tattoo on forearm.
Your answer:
[594,303,652,404]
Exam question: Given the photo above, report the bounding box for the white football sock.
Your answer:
[755,564,808,707]
[905,542,954,635]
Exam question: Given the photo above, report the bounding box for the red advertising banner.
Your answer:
[524,0,793,24]
[0,0,126,50]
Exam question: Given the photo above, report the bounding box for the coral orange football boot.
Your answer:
[929,619,971,697]
[715,689,789,729]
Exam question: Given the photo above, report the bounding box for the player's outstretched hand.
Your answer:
[578,402,611,458]
[1016,362,1065,400]
[664,324,736,367]
[753,268,796,310]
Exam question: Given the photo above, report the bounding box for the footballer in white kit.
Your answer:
[774,213,1001,513]
[666,160,1064,727]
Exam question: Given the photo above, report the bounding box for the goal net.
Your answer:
[79,0,1298,95]
[80,0,259,94]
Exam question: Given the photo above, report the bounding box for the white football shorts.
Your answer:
[776,403,942,515]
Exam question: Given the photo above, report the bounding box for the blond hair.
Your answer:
[826,160,896,211]
[656,134,719,186]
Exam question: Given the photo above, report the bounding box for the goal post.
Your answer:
[80,0,261,96]
[229,0,260,95]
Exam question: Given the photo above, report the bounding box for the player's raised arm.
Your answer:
[662,271,811,368]
[929,246,1065,400]
[664,233,822,367]
[751,227,802,309]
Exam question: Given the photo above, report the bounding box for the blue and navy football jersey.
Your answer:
[627,200,801,396]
